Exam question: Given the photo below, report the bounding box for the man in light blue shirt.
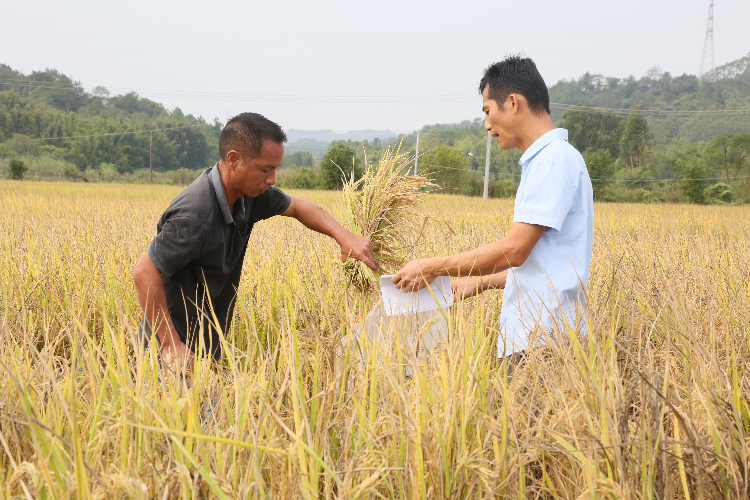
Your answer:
[392,56,594,364]
[498,127,594,354]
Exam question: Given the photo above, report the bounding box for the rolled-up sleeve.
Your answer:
[513,161,574,231]
[147,216,207,276]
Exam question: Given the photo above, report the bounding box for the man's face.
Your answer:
[234,140,284,197]
[482,86,518,150]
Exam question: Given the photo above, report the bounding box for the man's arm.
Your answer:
[132,253,194,373]
[280,196,377,271]
[392,222,546,291]
[452,269,508,300]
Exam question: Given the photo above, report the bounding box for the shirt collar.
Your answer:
[519,128,568,167]
[210,163,235,225]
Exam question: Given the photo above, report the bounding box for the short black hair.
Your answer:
[219,112,287,160]
[479,56,550,115]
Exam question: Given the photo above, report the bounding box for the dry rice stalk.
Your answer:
[341,143,436,290]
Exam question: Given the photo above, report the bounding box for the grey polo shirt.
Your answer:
[146,164,291,360]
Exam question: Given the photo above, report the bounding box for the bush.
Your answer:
[8,158,27,180]
[454,174,517,198]
[64,164,86,181]
[581,148,615,199]
[613,166,654,190]
[276,167,323,190]
[635,188,663,204]
[488,179,518,198]
[460,174,483,197]
[93,162,118,182]
[168,168,201,185]
[704,183,734,204]
[674,159,708,204]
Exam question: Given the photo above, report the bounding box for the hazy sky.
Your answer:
[3,0,748,132]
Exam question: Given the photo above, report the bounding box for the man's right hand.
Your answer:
[161,337,195,375]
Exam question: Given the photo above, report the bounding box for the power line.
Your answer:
[0,124,205,143]
[601,174,750,182]
[2,77,749,115]
[550,103,750,116]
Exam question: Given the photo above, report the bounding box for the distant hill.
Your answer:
[548,52,750,142]
[285,129,398,144]
[284,138,329,159]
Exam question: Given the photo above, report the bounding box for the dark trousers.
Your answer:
[503,350,526,378]
[503,347,553,378]
[137,317,161,354]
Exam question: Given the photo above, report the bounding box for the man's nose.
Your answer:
[267,171,276,185]
[485,118,492,131]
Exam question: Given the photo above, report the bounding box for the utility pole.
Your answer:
[699,0,716,84]
[414,130,420,175]
[483,131,491,199]
[149,131,153,184]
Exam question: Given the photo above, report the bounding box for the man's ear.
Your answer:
[507,94,520,114]
[225,150,241,168]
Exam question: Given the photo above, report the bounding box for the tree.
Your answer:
[729,131,750,177]
[581,148,614,198]
[420,144,466,192]
[619,106,652,169]
[675,159,708,204]
[8,158,27,180]
[92,85,110,105]
[704,132,750,182]
[282,151,313,168]
[29,69,90,112]
[703,134,734,182]
[319,142,362,190]
[557,105,625,157]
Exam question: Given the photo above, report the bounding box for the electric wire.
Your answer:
[2,77,750,115]
[25,125,204,141]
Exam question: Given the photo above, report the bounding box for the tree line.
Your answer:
[2,58,750,204]
[0,64,220,175]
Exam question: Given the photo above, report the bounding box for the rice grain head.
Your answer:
[341,143,436,291]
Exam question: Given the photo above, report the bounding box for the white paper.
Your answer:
[380,275,453,316]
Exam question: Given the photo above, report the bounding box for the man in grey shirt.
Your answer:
[132,113,376,372]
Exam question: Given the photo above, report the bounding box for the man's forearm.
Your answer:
[425,222,548,278]
[428,240,515,278]
[453,270,508,299]
[289,199,349,243]
[281,196,376,270]
[391,222,546,291]
[133,254,180,348]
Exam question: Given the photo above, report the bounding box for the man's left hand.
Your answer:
[339,233,378,271]
[391,259,437,291]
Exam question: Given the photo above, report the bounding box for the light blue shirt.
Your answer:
[498,128,594,356]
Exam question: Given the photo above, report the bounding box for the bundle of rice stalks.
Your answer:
[341,143,436,290]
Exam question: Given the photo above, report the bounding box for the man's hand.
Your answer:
[338,232,377,271]
[452,278,481,300]
[160,336,195,376]
[391,258,438,291]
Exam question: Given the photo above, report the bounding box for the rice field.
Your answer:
[0,180,748,499]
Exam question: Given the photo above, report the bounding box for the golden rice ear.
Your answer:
[340,144,437,291]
